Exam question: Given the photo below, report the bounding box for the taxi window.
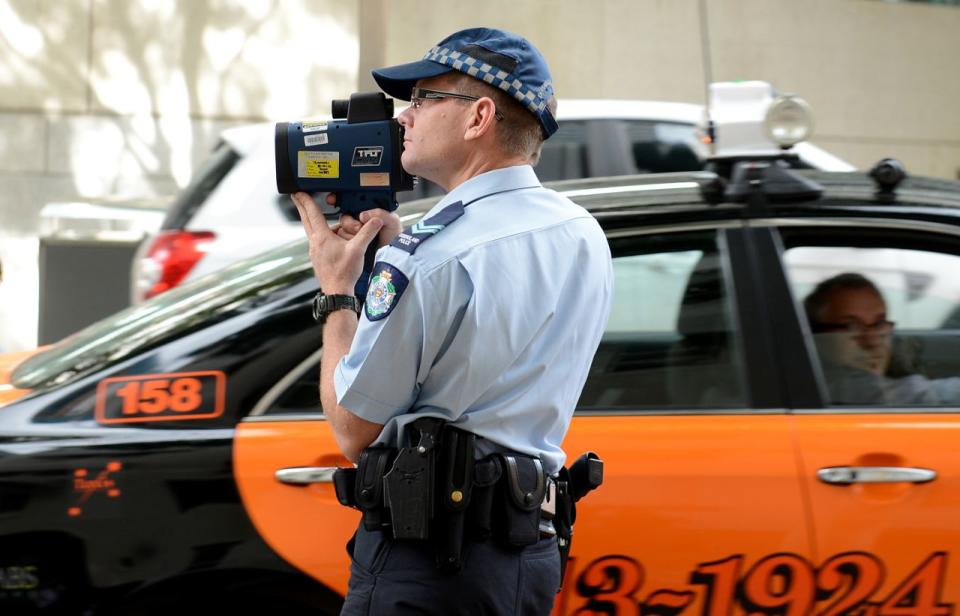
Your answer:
[577,231,747,411]
[782,233,960,408]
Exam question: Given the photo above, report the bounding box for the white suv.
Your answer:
[131,97,853,303]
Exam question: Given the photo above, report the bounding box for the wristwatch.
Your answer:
[312,292,360,323]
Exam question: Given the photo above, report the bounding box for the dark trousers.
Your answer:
[340,523,561,615]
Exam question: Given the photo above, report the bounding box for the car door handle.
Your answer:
[817,466,936,485]
[275,466,340,485]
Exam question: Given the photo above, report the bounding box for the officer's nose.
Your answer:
[398,106,413,129]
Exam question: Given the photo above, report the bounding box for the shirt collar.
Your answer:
[425,165,541,217]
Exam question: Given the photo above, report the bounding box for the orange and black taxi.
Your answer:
[3,90,960,614]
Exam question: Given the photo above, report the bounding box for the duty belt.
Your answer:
[332,417,603,581]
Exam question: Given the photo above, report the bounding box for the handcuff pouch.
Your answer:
[495,454,546,546]
[355,446,395,531]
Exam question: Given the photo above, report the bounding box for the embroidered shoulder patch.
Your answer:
[365,262,409,321]
[390,200,465,254]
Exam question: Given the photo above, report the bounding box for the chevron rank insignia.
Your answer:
[390,200,465,254]
[365,262,409,321]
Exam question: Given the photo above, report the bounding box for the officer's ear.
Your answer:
[463,97,498,142]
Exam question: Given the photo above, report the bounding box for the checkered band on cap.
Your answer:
[423,46,553,117]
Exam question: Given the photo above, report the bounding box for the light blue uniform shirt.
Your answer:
[334,165,613,474]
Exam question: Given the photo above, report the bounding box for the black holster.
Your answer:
[554,452,604,591]
[383,417,444,539]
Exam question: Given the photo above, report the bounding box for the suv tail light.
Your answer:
[135,230,215,300]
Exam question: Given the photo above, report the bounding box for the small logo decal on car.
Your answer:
[95,371,226,424]
[69,460,122,517]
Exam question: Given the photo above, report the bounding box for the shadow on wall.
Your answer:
[1,0,358,205]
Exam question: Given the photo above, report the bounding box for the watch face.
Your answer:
[312,293,325,322]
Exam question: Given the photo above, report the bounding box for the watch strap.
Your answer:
[313,293,360,322]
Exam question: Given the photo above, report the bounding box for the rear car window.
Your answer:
[161,141,240,230]
[578,230,747,411]
[537,119,703,183]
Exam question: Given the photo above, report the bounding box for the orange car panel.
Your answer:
[791,413,960,610]
[234,413,810,614]
[0,347,47,407]
[233,419,357,596]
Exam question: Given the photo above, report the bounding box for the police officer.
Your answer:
[293,27,613,615]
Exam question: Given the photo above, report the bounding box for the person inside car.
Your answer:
[804,272,960,405]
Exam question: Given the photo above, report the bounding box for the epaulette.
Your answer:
[390,201,465,254]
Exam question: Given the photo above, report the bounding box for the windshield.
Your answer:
[12,240,314,390]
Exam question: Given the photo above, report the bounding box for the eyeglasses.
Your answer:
[409,87,504,121]
[811,319,895,335]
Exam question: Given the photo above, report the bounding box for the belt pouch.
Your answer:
[333,468,358,508]
[496,454,547,547]
[355,446,395,532]
[468,457,501,539]
[436,427,475,569]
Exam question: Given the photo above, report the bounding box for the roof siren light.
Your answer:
[764,94,814,148]
[706,81,815,158]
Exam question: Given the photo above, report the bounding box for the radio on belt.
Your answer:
[274,92,415,216]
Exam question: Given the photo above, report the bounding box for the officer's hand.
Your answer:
[336,208,403,249]
[292,192,383,294]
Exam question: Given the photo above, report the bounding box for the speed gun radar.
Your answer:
[274,92,415,216]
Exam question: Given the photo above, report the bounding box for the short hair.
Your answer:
[803,272,884,324]
[444,72,556,163]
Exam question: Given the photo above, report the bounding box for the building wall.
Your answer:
[381,0,960,179]
[0,0,958,350]
[0,0,360,351]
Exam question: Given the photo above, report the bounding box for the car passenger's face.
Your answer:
[397,75,469,189]
[816,287,892,376]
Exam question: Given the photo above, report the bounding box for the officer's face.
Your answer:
[815,286,892,376]
[398,75,470,190]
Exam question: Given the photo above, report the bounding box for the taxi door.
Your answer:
[776,224,960,612]
[790,414,960,614]
[234,384,357,599]
[234,226,814,615]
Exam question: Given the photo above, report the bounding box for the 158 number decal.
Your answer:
[95,371,226,424]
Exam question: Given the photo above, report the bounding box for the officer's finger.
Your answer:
[349,217,384,252]
[292,194,313,235]
[326,193,337,206]
[339,214,362,235]
[358,208,403,246]
[293,192,335,238]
